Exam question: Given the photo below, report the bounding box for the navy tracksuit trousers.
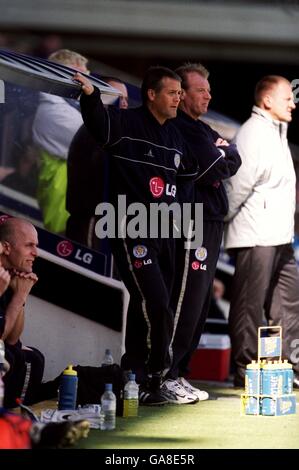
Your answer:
[167,220,223,379]
[110,237,176,384]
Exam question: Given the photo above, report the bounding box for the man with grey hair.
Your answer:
[47,49,88,71]
[162,63,241,401]
[224,75,299,388]
[32,49,89,234]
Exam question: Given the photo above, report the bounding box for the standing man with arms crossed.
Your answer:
[74,67,199,405]
[224,75,299,388]
[162,63,241,402]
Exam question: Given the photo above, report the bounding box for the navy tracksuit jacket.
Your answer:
[167,109,241,379]
[80,90,198,382]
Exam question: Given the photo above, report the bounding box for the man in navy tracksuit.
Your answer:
[161,63,241,401]
[75,67,199,405]
[66,78,129,249]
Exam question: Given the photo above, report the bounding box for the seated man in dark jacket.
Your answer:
[0,217,44,407]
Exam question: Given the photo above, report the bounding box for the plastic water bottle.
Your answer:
[123,373,139,417]
[101,383,116,430]
[58,365,78,410]
[102,349,114,366]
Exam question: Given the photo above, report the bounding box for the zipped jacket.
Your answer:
[80,88,198,209]
[224,106,296,248]
[174,109,241,221]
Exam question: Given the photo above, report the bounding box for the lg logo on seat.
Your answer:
[56,240,93,265]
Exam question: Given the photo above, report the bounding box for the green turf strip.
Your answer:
[75,383,299,449]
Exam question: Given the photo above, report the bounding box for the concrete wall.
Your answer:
[1,1,299,63]
[22,293,128,381]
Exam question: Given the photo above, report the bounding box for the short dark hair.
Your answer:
[254,75,289,106]
[141,66,181,105]
[175,62,209,90]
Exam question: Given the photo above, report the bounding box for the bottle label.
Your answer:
[123,398,138,417]
[102,399,116,412]
[124,390,139,399]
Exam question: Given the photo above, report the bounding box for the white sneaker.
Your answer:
[40,407,103,429]
[161,379,199,404]
[178,377,209,401]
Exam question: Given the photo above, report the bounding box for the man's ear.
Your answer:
[147,89,156,102]
[263,94,273,110]
[180,89,186,101]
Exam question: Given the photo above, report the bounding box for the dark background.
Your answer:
[91,52,299,145]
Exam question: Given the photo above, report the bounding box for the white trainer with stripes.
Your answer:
[178,377,209,401]
[161,379,199,404]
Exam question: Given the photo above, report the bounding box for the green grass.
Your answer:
[75,383,299,449]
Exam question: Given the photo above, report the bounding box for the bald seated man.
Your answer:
[0,217,44,407]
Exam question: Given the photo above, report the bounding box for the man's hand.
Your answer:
[73,72,94,95]
[9,270,38,302]
[215,137,229,147]
[0,267,10,296]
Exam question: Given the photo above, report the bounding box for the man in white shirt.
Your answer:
[224,75,299,388]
